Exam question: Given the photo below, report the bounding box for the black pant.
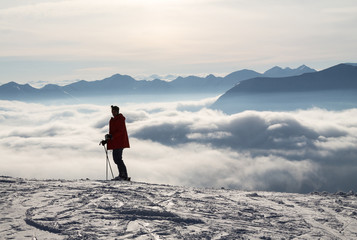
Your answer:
[112,148,127,178]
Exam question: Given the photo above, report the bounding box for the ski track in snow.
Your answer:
[1,176,357,239]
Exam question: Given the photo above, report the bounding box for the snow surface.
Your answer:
[1,176,357,240]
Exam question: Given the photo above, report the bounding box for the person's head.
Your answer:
[111,105,119,116]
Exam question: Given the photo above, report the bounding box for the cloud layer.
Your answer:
[1,99,357,193]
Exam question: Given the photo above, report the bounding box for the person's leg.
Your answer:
[112,148,128,179]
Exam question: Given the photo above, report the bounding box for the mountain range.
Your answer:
[1,63,357,112]
[0,65,315,102]
[211,63,357,113]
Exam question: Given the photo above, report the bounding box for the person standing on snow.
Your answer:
[105,105,130,180]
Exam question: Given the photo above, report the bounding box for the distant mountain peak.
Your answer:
[270,66,283,70]
[298,64,307,69]
[205,74,216,79]
[264,64,316,78]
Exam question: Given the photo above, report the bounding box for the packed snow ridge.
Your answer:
[1,176,357,239]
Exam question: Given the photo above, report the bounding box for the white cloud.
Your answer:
[1,100,357,193]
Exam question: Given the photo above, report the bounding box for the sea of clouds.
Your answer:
[1,99,356,193]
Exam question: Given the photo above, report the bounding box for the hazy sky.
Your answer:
[0,0,357,85]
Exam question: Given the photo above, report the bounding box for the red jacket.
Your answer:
[107,114,130,150]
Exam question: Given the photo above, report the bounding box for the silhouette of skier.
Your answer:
[105,105,130,180]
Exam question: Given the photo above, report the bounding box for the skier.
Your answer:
[105,105,130,180]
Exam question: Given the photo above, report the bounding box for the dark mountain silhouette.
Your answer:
[212,64,357,113]
[221,69,262,88]
[221,64,357,93]
[170,66,315,92]
[0,75,173,101]
[61,74,168,96]
[0,82,43,100]
[0,65,318,102]
[263,65,316,78]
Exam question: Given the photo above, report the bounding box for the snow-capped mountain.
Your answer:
[1,176,357,239]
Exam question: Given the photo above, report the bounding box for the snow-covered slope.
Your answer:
[1,176,357,239]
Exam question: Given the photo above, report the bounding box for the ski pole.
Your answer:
[103,145,115,180]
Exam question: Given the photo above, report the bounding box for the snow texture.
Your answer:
[1,176,357,239]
